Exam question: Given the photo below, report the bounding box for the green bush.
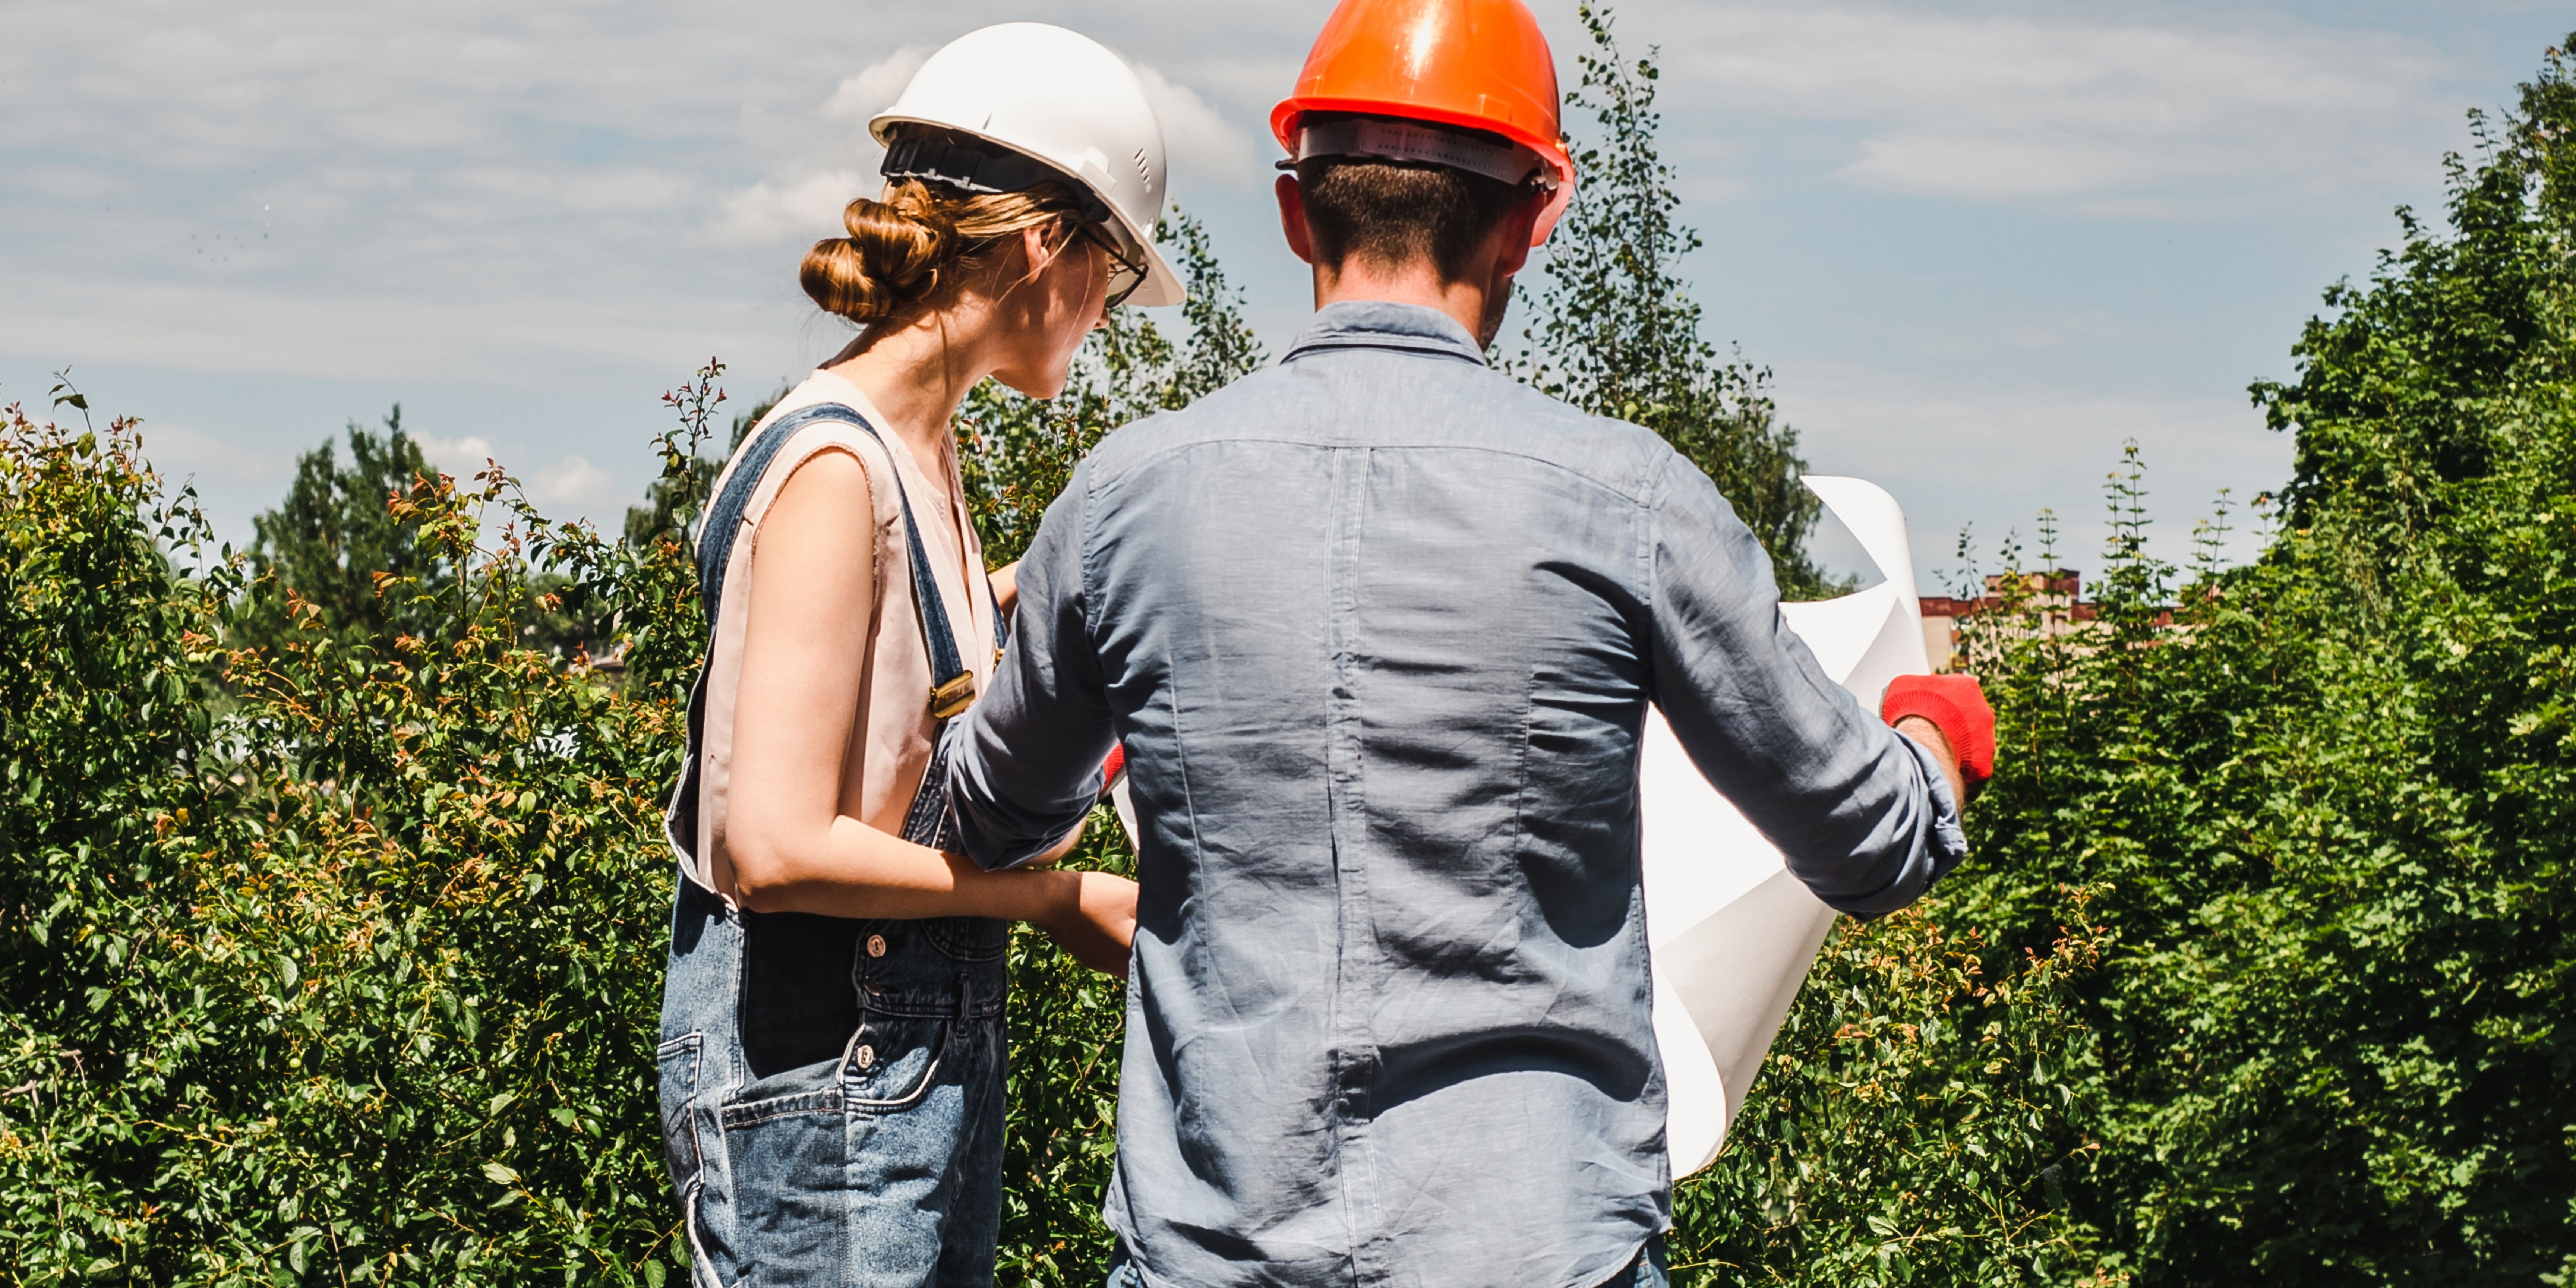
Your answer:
[1,390,691,1282]
[1671,895,2112,1286]
[1840,38,2576,1283]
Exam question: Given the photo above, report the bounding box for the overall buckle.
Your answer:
[928,673,976,720]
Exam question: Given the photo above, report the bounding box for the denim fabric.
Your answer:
[946,301,1967,1288]
[660,875,1008,1288]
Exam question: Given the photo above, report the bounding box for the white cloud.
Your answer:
[711,48,1261,246]
[530,453,615,510]
[823,45,932,124]
[413,433,499,476]
[0,0,2523,560]
[714,169,870,246]
[709,47,921,247]
[1647,6,2462,217]
[1132,64,1268,192]
[1777,356,2294,581]
[409,436,616,513]
[133,421,282,488]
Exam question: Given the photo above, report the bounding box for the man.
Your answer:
[946,1,1993,1285]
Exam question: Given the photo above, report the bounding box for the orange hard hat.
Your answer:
[1271,0,1575,244]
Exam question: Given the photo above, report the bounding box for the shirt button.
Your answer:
[864,979,883,996]
[854,1045,875,1071]
[866,934,888,957]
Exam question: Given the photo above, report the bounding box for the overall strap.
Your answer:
[694,410,802,620]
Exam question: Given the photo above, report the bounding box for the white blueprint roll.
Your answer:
[1645,476,1933,1177]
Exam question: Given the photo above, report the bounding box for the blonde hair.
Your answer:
[800,177,1086,324]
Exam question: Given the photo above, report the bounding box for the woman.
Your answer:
[656,24,1183,1288]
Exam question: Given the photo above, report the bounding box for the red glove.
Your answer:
[1881,674,1994,797]
[1098,743,1127,802]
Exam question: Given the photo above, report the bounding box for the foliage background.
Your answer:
[6,11,2572,1287]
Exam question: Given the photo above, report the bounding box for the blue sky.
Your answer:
[5,0,2567,589]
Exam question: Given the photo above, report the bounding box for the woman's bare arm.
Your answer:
[988,559,1020,618]
[722,449,1131,970]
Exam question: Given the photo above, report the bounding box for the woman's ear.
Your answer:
[1021,222,1060,277]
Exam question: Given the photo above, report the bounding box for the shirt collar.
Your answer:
[1281,300,1489,367]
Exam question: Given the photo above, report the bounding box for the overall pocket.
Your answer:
[658,1034,727,1288]
[716,1052,851,1282]
[846,1012,953,1111]
[656,1033,704,1187]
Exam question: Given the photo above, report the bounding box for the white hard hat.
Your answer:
[870,23,1184,308]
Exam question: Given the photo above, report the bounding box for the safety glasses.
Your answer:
[1077,223,1149,309]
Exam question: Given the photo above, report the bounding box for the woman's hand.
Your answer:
[1037,869,1138,979]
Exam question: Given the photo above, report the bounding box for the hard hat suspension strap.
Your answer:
[880,131,1116,228]
[1287,117,1552,190]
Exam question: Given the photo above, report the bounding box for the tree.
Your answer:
[231,407,453,654]
[233,407,631,665]
[1510,4,1835,597]
[22,16,2576,1287]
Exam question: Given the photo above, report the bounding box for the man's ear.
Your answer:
[1490,189,1545,280]
[1276,173,1316,266]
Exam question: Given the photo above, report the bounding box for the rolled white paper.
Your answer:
[1645,475,1932,1176]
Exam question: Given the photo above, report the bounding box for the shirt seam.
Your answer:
[1638,452,1680,709]
[1281,337,1488,366]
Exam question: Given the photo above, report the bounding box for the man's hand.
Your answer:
[1882,673,1996,804]
[1036,869,1139,979]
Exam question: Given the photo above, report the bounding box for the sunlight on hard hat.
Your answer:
[1404,2,1450,85]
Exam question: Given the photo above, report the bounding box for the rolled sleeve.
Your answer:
[944,463,1116,869]
[1644,456,1967,917]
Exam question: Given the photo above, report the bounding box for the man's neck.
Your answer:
[1310,261,1497,348]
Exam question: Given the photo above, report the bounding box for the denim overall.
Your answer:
[658,403,1009,1288]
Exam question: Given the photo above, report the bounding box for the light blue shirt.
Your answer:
[947,302,1967,1288]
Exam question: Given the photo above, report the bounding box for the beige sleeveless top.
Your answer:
[681,370,998,902]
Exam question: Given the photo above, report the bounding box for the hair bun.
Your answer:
[799,184,958,322]
[796,174,1092,326]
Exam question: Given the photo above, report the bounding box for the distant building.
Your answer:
[582,638,631,675]
[1918,569,2094,673]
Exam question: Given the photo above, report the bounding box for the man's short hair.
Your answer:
[1294,117,1535,282]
